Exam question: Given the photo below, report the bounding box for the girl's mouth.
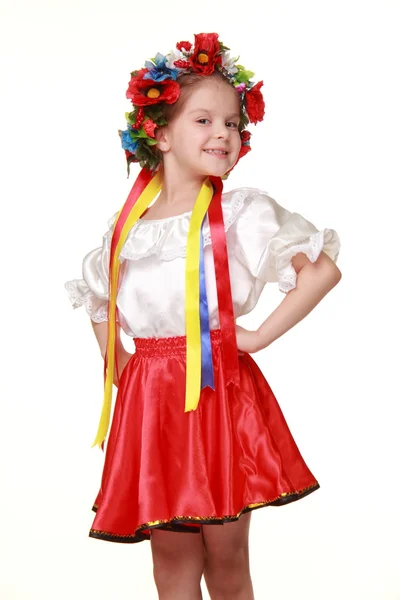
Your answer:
[203,149,228,157]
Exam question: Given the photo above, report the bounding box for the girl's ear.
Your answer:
[155,126,170,152]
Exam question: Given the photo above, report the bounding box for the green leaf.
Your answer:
[146,105,163,120]
[236,69,255,83]
[133,140,162,173]
[126,154,138,178]
[125,112,136,125]
[134,128,151,139]
[144,106,168,127]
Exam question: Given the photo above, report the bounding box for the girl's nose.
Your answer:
[213,128,229,140]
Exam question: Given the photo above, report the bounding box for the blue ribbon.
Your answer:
[199,217,215,390]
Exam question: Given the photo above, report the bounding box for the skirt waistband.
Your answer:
[134,329,222,358]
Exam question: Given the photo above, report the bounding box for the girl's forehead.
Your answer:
[183,82,240,113]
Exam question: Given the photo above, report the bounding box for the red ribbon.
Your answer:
[101,167,153,449]
[208,176,240,387]
[110,168,153,260]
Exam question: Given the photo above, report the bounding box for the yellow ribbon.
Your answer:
[92,170,163,448]
[185,178,214,412]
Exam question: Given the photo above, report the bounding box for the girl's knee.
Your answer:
[202,513,251,574]
[205,544,249,575]
[151,529,204,595]
[203,542,252,596]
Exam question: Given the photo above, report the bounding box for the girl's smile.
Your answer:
[203,147,230,158]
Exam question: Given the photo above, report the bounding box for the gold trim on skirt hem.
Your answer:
[89,481,320,543]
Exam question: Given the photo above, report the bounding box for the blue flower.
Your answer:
[143,52,179,82]
[120,129,139,154]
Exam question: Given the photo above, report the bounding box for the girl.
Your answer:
[66,33,341,600]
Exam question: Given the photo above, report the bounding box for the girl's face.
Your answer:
[158,78,242,179]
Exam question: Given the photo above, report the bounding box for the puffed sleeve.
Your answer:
[234,189,341,293]
[65,212,118,321]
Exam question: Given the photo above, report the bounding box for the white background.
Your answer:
[1,0,399,598]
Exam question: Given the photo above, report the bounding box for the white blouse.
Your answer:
[65,187,340,338]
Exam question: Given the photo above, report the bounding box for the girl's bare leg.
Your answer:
[150,528,205,600]
[202,513,254,600]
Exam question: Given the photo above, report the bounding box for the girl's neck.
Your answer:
[156,167,207,209]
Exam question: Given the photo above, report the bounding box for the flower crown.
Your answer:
[119,32,265,176]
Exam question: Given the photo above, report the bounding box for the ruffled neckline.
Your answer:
[137,209,193,224]
[108,187,253,262]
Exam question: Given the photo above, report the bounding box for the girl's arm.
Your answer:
[236,251,342,353]
[90,321,133,386]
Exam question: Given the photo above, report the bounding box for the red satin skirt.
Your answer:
[90,329,319,543]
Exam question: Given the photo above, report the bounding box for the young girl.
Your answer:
[66,33,341,600]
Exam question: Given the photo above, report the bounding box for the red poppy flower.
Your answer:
[176,41,192,52]
[189,32,222,75]
[237,142,251,161]
[224,130,251,177]
[240,130,251,144]
[237,130,252,161]
[126,68,180,106]
[143,119,157,138]
[245,81,265,124]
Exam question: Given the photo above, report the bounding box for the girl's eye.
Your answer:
[196,119,239,129]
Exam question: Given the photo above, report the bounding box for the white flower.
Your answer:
[165,48,188,71]
[221,52,239,76]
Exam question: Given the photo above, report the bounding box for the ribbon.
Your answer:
[184,179,214,412]
[208,176,240,387]
[92,168,162,448]
[199,217,214,390]
[107,168,154,391]
[92,170,239,446]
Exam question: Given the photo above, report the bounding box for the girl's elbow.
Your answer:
[296,251,342,292]
[315,251,342,286]
[293,250,342,283]
[328,261,342,287]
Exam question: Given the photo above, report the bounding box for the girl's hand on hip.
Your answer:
[235,324,262,354]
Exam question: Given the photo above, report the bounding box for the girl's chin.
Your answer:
[181,159,237,179]
[203,163,235,178]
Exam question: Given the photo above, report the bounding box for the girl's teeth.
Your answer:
[205,150,227,155]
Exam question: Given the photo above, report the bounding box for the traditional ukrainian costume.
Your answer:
[65,183,340,543]
[65,32,341,543]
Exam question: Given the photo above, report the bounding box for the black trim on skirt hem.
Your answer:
[89,481,320,544]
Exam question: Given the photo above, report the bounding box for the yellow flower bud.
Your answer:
[147,88,161,99]
[198,53,209,64]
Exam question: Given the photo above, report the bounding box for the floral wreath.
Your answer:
[119,32,265,176]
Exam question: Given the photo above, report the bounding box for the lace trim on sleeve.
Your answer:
[65,280,109,322]
[274,228,340,293]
